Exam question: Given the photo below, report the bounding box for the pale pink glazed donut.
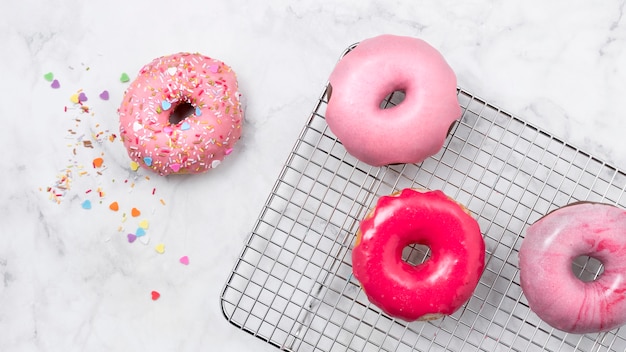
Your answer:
[519,202,626,333]
[325,35,461,166]
[119,53,243,176]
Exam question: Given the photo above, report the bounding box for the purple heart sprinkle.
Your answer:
[51,79,60,89]
[78,92,88,102]
[99,90,109,100]
[127,233,137,243]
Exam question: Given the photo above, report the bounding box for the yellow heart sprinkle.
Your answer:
[155,243,165,254]
[138,219,149,229]
[70,94,79,104]
[130,161,139,171]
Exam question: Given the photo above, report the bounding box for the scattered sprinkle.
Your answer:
[131,208,141,217]
[78,92,88,102]
[179,256,189,265]
[138,219,149,229]
[209,64,219,73]
[143,157,153,166]
[51,79,60,89]
[169,163,181,173]
[130,161,140,171]
[127,233,137,243]
[135,228,146,237]
[99,90,109,100]
[155,243,165,254]
[181,122,190,131]
[109,201,119,211]
[81,200,92,209]
[151,290,160,301]
[161,100,172,111]
[70,94,80,104]
[195,107,202,116]
[120,72,130,83]
[160,199,166,205]
[211,160,221,168]
[44,72,54,82]
[167,67,177,75]
[224,148,234,155]
[92,157,104,168]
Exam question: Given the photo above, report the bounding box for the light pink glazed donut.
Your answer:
[519,202,626,333]
[325,35,461,166]
[119,53,243,176]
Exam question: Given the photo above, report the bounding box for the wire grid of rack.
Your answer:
[221,46,626,352]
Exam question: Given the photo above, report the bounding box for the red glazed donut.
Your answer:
[519,202,626,333]
[325,35,461,166]
[352,188,485,321]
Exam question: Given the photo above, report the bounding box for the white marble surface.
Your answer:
[2,0,626,350]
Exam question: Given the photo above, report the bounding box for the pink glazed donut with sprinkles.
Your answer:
[119,52,243,176]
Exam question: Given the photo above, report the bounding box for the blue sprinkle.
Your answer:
[143,157,153,166]
[161,100,172,111]
[195,107,202,116]
[81,200,91,209]
[181,122,190,131]
[136,228,146,237]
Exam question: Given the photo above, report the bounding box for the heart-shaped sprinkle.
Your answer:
[180,122,190,131]
[127,233,137,243]
[163,126,173,135]
[138,219,149,229]
[155,243,165,254]
[139,235,150,245]
[209,64,219,73]
[169,163,181,173]
[120,72,130,83]
[70,94,80,104]
[130,161,140,171]
[151,291,160,300]
[211,160,221,168]
[92,157,104,168]
[167,67,177,75]
[161,100,172,111]
[224,148,233,155]
[51,79,60,89]
[135,228,146,237]
[143,157,153,166]
[133,121,142,132]
[81,200,91,209]
[131,208,141,217]
[44,72,54,82]
[78,92,88,102]
[195,107,202,116]
[99,90,109,100]
[179,256,189,265]
[109,201,119,211]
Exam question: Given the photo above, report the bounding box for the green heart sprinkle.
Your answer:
[120,72,130,83]
[44,72,54,82]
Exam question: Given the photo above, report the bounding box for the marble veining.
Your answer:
[1,0,625,351]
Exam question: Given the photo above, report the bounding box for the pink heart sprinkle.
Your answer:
[51,79,60,89]
[163,126,173,135]
[179,256,189,265]
[169,163,181,172]
[127,233,137,243]
[99,90,109,100]
[78,92,88,102]
[224,148,234,155]
[209,64,219,73]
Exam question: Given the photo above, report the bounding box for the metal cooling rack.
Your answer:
[221,46,626,352]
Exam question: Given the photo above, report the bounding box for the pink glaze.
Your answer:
[119,53,243,176]
[352,189,485,321]
[325,35,461,167]
[519,202,626,333]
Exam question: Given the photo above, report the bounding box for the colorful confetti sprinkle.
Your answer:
[138,219,149,229]
[127,233,137,243]
[155,243,165,254]
[120,72,130,83]
[92,157,104,168]
[109,201,119,211]
[51,79,60,89]
[44,72,54,82]
[81,200,92,209]
[151,291,160,301]
[78,92,88,102]
[131,208,141,217]
[99,90,109,100]
[70,93,80,104]
[130,161,140,171]
[179,256,189,265]
[135,228,146,237]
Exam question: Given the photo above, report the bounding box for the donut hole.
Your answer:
[571,255,605,282]
[169,102,196,125]
[379,90,406,109]
[402,243,431,266]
